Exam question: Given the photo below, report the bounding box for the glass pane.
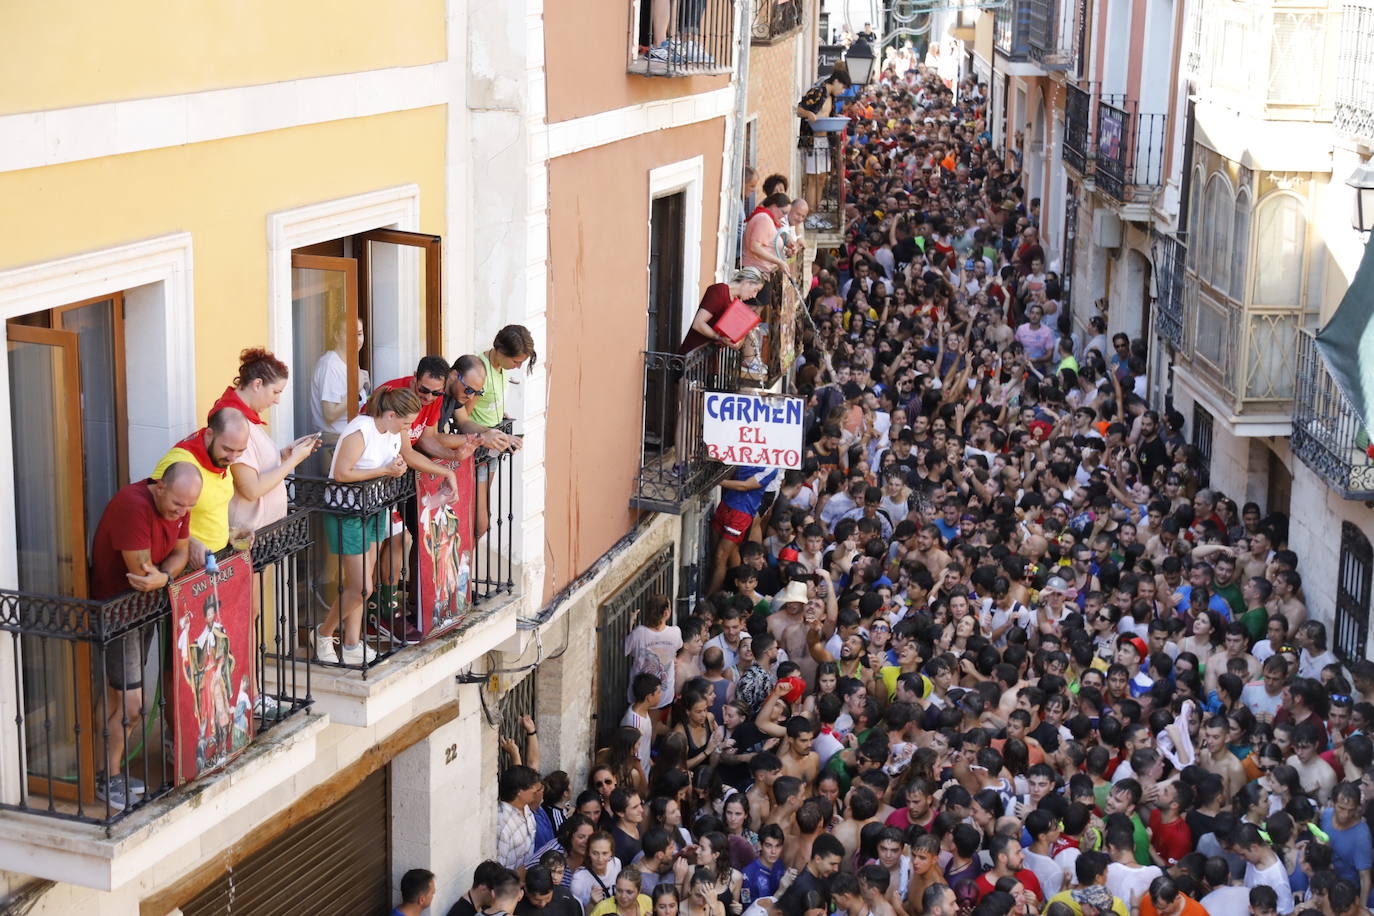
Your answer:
[60,299,122,548]
[1187,174,1202,269]
[1230,194,1250,300]
[8,335,85,784]
[294,266,367,453]
[8,337,83,595]
[361,240,425,384]
[1255,196,1305,306]
[1200,179,1216,282]
[1195,294,1230,371]
[1246,312,1298,400]
[1208,180,1232,295]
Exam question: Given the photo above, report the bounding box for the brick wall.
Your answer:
[748,32,806,195]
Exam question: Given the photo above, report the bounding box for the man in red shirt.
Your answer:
[1147,781,1193,867]
[89,462,201,808]
[372,356,450,448]
[974,834,1044,903]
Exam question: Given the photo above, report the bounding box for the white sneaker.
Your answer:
[648,43,671,62]
[313,628,339,664]
[340,642,378,666]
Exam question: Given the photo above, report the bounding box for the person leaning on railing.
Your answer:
[312,386,457,667]
[678,268,766,356]
[152,406,252,569]
[87,461,202,809]
[216,347,321,535]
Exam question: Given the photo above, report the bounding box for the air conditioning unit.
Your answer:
[1093,208,1122,249]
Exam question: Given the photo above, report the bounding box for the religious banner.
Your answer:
[416,458,475,638]
[168,552,255,785]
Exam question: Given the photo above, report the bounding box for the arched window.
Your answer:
[1187,168,1203,270]
[1203,175,1234,293]
[1254,194,1306,306]
[1230,188,1250,300]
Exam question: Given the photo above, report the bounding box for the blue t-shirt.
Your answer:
[1174,585,1232,619]
[934,518,959,542]
[721,467,779,517]
[743,858,786,901]
[1319,809,1374,892]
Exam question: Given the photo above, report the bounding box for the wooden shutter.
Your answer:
[181,766,390,916]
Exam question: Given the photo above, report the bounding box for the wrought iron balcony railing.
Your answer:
[1291,328,1374,499]
[1151,230,1188,348]
[0,534,313,827]
[798,126,846,240]
[752,0,802,43]
[1025,0,1072,69]
[1094,101,1167,204]
[1334,0,1374,144]
[1063,83,1091,175]
[631,344,742,513]
[629,0,736,76]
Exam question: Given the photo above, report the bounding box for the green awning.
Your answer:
[1315,240,1374,435]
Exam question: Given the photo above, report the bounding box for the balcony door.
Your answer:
[645,192,686,453]
[6,321,98,800]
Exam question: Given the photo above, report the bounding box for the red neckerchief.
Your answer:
[820,724,839,737]
[749,204,784,228]
[210,386,264,425]
[176,429,227,478]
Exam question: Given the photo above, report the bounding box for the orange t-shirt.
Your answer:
[1141,893,1207,916]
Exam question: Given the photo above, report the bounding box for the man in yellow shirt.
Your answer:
[152,407,250,567]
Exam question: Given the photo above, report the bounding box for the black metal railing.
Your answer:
[1152,230,1188,348]
[1291,328,1374,500]
[0,522,316,829]
[801,126,846,235]
[1095,102,1167,203]
[594,545,675,749]
[630,0,735,77]
[1063,83,1091,174]
[1336,522,1373,666]
[631,344,742,513]
[473,421,518,605]
[1334,0,1374,143]
[752,0,802,42]
[252,510,316,730]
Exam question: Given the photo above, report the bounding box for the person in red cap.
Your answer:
[1114,634,1154,697]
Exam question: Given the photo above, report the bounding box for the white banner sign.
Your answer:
[702,391,804,469]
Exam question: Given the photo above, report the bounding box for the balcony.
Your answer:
[1063,83,1091,175]
[631,344,742,513]
[1025,0,1072,69]
[0,522,314,829]
[994,0,1033,60]
[752,0,802,43]
[628,0,736,76]
[1151,230,1188,348]
[799,127,847,246]
[1291,328,1374,499]
[1178,281,1300,427]
[1334,0,1374,144]
[1094,100,1166,211]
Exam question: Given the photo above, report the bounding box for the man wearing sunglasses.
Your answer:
[435,354,517,455]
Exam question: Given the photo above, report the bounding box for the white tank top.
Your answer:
[327,414,402,507]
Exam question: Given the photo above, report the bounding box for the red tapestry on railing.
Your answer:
[168,552,256,785]
[416,458,475,638]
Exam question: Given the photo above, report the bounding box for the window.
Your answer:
[1336,522,1373,665]
[1187,167,1203,270]
[1254,194,1306,306]
[1192,403,1214,489]
[1230,189,1250,299]
[1202,175,1234,293]
[1268,11,1325,106]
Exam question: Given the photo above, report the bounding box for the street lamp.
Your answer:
[845,37,876,85]
[1348,158,1374,233]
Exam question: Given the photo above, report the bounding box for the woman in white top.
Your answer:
[222,348,321,534]
[313,387,456,666]
[571,831,623,909]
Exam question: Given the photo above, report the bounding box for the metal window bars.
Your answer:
[1094,100,1167,203]
[594,545,676,750]
[752,0,802,43]
[1151,230,1188,348]
[629,0,736,76]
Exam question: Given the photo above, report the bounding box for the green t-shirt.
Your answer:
[469,351,508,427]
[1240,605,1269,641]
[1130,812,1151,865]
[1214,582,1246,620]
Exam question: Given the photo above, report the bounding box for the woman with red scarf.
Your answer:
[216,348,321,534]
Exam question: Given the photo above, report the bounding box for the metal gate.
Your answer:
[498,672,539,771]
[1062,177,1078,316]
[595,545,676,750]
[677,505,714,622]
[183,766,390,916]
[1336,522,1373,666]
[1191,403,1214,490]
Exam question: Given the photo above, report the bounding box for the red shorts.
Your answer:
[712,502,754,544]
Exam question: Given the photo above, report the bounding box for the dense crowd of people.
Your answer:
[410,51,1374,916]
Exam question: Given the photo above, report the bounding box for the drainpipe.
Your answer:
[724,0,752,272]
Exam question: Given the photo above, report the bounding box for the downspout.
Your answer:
[724,0,752,272]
